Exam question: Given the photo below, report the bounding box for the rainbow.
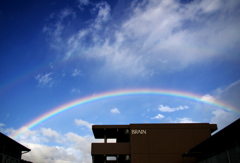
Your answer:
[12,89,240,139]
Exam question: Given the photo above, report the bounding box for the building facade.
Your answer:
[0,132,31,163]
[91,123,217,163]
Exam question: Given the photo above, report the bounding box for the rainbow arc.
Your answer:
[12,89,240,139]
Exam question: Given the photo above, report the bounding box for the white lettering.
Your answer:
[131,129,147,134]
[142,130,147,134]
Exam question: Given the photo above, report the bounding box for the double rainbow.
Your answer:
[12,89,239,139]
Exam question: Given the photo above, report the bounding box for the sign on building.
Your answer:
[131,129,147,134]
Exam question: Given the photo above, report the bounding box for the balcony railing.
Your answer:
[92,143,130,155]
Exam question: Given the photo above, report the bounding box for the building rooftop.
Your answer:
[92,123,217,139]
[0,132,30,152]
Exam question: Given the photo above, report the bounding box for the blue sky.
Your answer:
[0,0,240,162]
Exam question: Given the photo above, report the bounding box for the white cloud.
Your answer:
[41,128,60,139]
[72,69,82,77]
[120,0,240,74]
[23,143,74,163]
[0,123,5,127]
[21,138,93,163]
[59,8,76,20]
[151,114,164,120]
[199,80,240,131]
[43,22,64,40]
[210,109,239,132]
[44,0,240,77]
[165,117,198,123]
[75,119,93,129]
[78,0,89,6]
[215,80,240,109]
[3,127,51,145]
[158,105,189,112]
[121,0,239,71]
[96,2,110,22]
[175,117,198,123]
[7,126,38,140]
[92,2,111,29]
[65,132,94,150]
[65,29,89,59]
[2,126,95,163]
[201,94,215,102]
[35,73,53,87]
[110,108,120,114]
[0,123,6,133]
[43,7,76,51]
[71,88,81,93]
[78,0,90,10]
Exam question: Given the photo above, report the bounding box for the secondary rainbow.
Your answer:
[12,88,240,139]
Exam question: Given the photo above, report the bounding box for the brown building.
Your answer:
[91,123,217,163]
[0,132,32,163]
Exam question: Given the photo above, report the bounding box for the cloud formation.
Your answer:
[43,0,240,77]
[215,80,240,110]
[41,128,61,143]
[72,69,83,77]
[92,2,111,29]
[201,94,215,102]
[166,117,198,123]
[71,88,81,93]
[207,80,240,131]
[35,73,53,87]
[175,117,198,123]
[0,123,5,127]
[75,119,93,130]
[78,0,90,10]
[21,133,94,163]
[158,105,189,112]
[110,108,120,114]
[151,114,164,120]
[1,124,95,163]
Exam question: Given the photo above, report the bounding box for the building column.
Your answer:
[226,149,231,163]
[104,128,107,143]
[1,155,5,163]
[104,134,107,143]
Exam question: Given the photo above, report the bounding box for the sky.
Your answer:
[0,0,240,162]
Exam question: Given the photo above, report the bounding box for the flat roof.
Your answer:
[92,123,217,139]
[92,125,129,138]
[92,125,129,129]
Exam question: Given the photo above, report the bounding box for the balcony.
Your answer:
[92,143,130,155]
